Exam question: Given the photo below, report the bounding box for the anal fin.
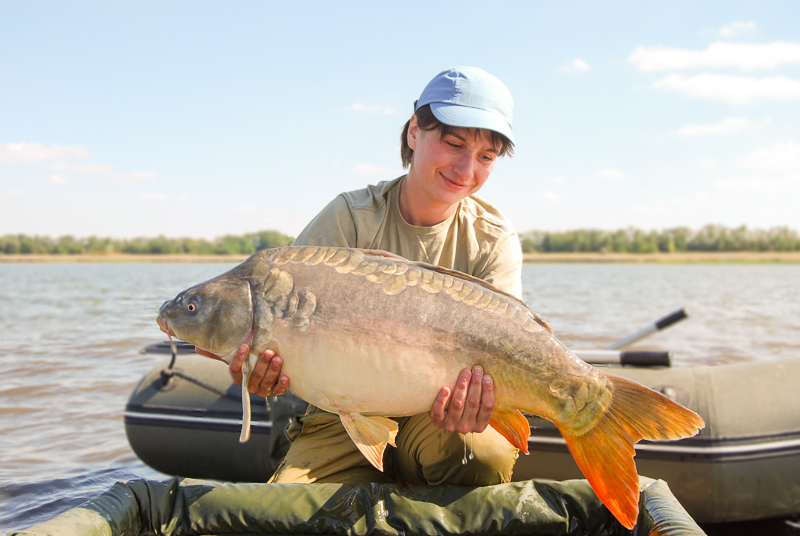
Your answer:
[339,412,398,471]
[489,406,530,454]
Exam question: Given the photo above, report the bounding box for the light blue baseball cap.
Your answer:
[414,67,515,144]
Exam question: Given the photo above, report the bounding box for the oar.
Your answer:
[605,308,688,350]
[574,349,671,367]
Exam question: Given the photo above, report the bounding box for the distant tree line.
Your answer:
[0,230,294,255]
[3,225,799,255]
[520,225,800,253]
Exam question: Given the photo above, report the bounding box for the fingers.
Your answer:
[432,366,495,434]
[454,366,484,434]
[440,369,471,431]
[474,372,494,433]
[430,386,451,428]
[250,349,290,397]
[227,344,249,385]
[228,346,290,397]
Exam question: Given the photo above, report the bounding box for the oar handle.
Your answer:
[142,341,196,355]
[605,308,689,350]
[574,350,671,367]
[655,308,688,330]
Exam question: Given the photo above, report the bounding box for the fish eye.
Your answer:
[187,302,196,312]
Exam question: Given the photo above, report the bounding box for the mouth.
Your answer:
[156,316,176,338]
[440,172,469,191]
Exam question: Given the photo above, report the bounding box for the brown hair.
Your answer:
[400,104,514,169]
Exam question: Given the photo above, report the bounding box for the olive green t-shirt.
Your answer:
[294,176,522,298]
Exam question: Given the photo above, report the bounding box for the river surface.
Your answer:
[1,262,799,533]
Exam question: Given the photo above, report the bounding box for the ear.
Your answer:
[407,114,419,151]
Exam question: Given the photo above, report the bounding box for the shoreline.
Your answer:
[0,254,251,263]
[1,251,800,263]
[522,251,800,263]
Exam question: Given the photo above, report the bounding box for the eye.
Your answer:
[187,303,196,312]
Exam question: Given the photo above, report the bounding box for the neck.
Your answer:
[398,175,458,227]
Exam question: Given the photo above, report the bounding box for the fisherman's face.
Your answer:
[407,116,499,209]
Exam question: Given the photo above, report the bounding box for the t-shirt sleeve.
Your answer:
[479,233,524,300]
[293,195,357,248]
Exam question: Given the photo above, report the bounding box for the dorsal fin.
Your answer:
[358,248,553,334]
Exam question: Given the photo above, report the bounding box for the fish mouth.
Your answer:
[156,316,176,338]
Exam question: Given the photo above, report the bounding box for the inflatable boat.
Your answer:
[12,475,704,536]
[124,339,800,524]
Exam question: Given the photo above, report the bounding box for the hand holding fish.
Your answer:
[229,345,290,397]
[430,366,495,434]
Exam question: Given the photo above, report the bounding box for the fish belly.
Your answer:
[269,320,474,417]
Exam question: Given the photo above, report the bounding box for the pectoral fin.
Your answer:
[339,412,398,472]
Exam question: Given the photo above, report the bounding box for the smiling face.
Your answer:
[401,115,499,226]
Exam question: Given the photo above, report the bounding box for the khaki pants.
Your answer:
[269,406,519,486]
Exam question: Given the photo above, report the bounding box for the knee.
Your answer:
[423,431,519,486]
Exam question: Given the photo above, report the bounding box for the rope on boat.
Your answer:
[160,368,243,401]
[149,341,265,406]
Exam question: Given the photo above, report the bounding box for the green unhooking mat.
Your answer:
[12,477,705,536]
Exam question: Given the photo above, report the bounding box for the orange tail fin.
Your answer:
[557,373,704,529]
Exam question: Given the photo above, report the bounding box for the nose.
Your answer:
[452,151,475,180]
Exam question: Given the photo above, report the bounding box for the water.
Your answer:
[1,262,799,533]
[520,263,800,366]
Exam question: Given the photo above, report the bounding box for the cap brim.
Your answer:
[430,102,515,145]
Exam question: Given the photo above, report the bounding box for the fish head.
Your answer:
[157,274,254,363]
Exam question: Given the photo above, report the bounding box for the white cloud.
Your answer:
[713,175,800,195]
[353,163,403,176]
[698,157,718,169]
[676,117,771,136]
[718,21,757,39]
[233,205,259,213]
[735,142,800,173]
[597,168,627,181]
[137,193,189,203]
[346,103,397,115]
[548,175,567,183]
[0,190,23,201]
[120,171,157,182]
[653,74,800,104]
[50,161,156,182]
[534,191,564,203]
[47,175,69,185]
[559,58,590,75]
[0,142,88,164]
[629,42,800,72]
[52,162,115,174]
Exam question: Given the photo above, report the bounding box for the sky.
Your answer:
[1,1,799,240]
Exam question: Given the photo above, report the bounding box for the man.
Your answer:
[229,67,523,486]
